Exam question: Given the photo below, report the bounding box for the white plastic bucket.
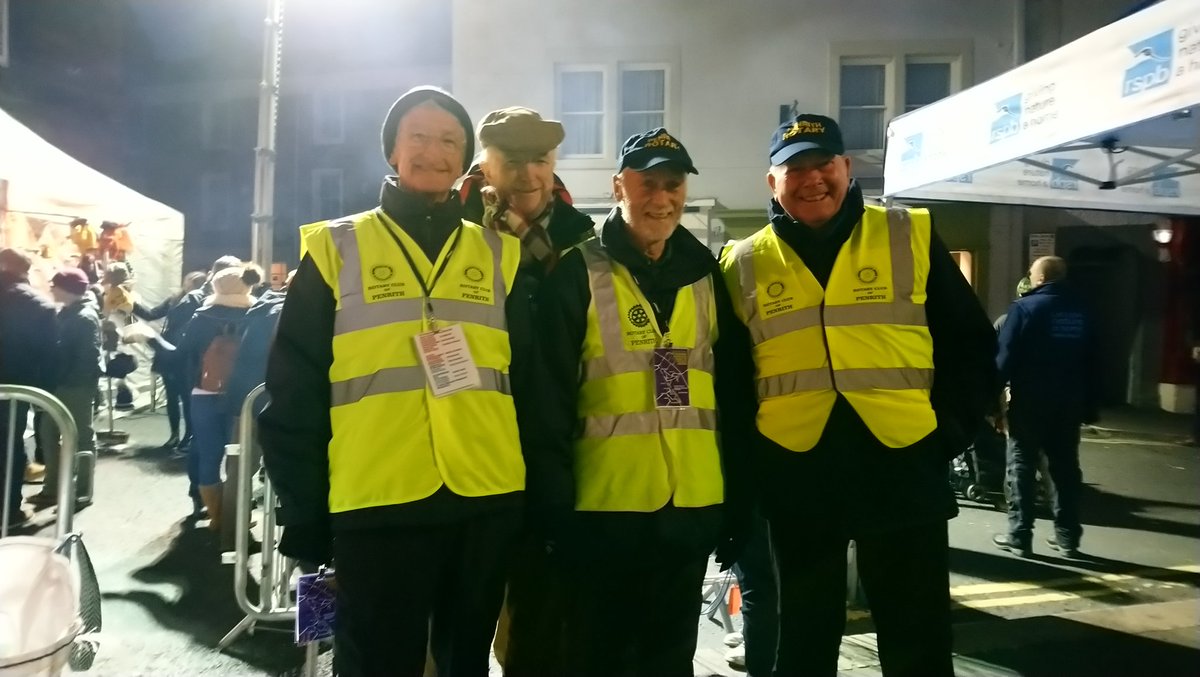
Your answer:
[0,538,82,677]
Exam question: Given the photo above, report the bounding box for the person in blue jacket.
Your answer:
[993,256,1099,559]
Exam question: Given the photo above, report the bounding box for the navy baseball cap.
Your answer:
[617,128,698,174]
[769,114,845,166]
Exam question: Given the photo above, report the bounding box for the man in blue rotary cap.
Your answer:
[719,114,997,676]
[535,128,754,676]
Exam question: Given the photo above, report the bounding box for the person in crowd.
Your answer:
[0,248,57,529]
[100,262,139,411]
[134,270,207,449]
[259,86,543,677]
[725,513,778,676]
[457,105,593,676]
[179,266,257,529]
[31,268,102,510]
[536,128,750,677]
[226,269,293,418]
[719,114,996,676]
[993,256,1098,559]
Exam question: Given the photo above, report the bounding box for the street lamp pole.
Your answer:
[251,0,284,270]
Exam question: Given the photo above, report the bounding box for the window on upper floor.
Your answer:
[556,63,671,160]
[201,172,232,230]
[0,0,10,68]
[313,93,345,145]
[203,100,234,150]
[312,169,343,219]
[832,43,968,152]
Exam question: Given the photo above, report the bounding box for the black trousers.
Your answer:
[161,366,191,439]
[331,509,521,677]
[769,517,953,677]
[564,511,715,677]
[733,512,779,677]
[1,402,30,516]
[1006,409,1083,548]
[502,534,567,676]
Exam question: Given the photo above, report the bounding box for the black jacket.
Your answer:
[744,182,997,536]
[997,280,1099,422]
[53,298,103,388]
[0,275,57,390]
[534,208,756,553]
[227,289,286,415]
[134,291,203,370]
[258,178,544,563]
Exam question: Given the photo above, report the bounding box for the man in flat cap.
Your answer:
[456,107,594,675]
[459,106,594,278]
[260,87,545,676]
[535,128,753,675]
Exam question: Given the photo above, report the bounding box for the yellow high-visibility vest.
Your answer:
[305,208,524,513]
[720,204,936,451]
[574,238,724,512]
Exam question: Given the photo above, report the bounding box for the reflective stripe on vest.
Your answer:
[722,205,937,451]
[305,211,525,513]
[573,238,724,511]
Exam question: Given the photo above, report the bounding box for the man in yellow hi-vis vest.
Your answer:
[719,114,996,677]
[259,87,545,677]
[536,129,754,677]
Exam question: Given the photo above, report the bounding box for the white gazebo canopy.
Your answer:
[883,0,1199,215]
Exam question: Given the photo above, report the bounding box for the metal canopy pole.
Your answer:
[251,0,284,269]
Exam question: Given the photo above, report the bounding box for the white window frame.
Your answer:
[556,64,608,160]
[203,99,234,150]
[0,0,10,68]
[554,55,678,169]
[313,93,345,145]
[830,40,972,154]
[617,62,670,153]
[200,172,232,230]
[312,168,344,218]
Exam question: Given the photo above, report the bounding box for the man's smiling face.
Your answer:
[768,150,852,228]
[389,101,466,196]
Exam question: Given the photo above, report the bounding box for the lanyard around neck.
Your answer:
[378,214,463,323]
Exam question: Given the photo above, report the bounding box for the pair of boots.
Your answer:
[197,484,222,533]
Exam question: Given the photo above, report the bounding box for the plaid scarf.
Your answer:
[458,167,574,271]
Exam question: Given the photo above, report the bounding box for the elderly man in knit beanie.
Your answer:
[260,86,550,676]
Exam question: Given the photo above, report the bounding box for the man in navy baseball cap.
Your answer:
[617,127,699,174]
[768,113,845,165]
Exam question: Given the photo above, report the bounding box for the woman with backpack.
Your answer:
[179,266,256,531]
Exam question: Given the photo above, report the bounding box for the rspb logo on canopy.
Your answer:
[1123,30,1173,97]
[1050,159,1079,191]
[1152,170,1181,198]
[901,133,923,163]
[990,94,1022,143]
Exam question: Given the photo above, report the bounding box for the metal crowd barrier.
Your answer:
[218,384,320,675]
[1,384,84,539]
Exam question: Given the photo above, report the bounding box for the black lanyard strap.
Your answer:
[379,213,463,301]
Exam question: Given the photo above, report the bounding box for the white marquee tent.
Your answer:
[1,105,184,409]
[0,105,184,305]
[883,0,1199,215]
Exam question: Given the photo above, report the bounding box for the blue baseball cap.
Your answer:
[770,114,845,166]
[617,128,698,174]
